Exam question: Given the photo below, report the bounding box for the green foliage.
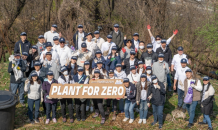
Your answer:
[195,18,218,50]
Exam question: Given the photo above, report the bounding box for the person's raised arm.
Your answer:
[167,29,178,45]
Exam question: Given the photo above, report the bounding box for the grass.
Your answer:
[0,62,218,130]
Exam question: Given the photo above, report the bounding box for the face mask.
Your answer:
[156,40,161,44]
[148,49,152,52]
[153,79,158,84]
[139,46,144,49]
[159,60,163,63]
[146,70,151,74]
[63,71,68,75]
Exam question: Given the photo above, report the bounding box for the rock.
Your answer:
[165,114,172,121]
[171,109,186,119]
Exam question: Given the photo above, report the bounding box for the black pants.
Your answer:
[106,99,118,111]
[42,101,46,113]
[93,99,105,118]
[75,99,86,119]
[60,99,74,119]
[172,70,178,93]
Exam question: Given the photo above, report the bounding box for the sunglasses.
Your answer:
[130,54,135,55]
[60,42,65,44]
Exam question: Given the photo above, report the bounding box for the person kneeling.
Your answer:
[122,78,137,124]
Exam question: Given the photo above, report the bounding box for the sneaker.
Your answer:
[21,103,25,107]
[181,108,186,113]
[208,127,213,130]
[186,123,193,128]
[101,118,105,124]
[86,106,89,111]
[90,106,94,112]
[151,122,157,126]
[143,119,146,124]
[129,119,134,123]
[34,119,40,123]
[82,119,86,121]
[123,117,129,122]
[30,120,35,124]
[70,119,74,123]
[198,122,207,125]
[138,119,143,124]
[52,118,57,123]
[62,118,66,123]
[176,106,181,110]
[45,119,50,124]
[92,112,99,118]
[159,124,163,129]
[77,118,81,121]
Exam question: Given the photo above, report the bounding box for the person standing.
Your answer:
[105,46,121,72]
[14,32,32,54]
[184,69,202,128]
[73,24,87,50]
[146,66,152,82]
[24,72,42,124]
[72,67,89,121]
[171,46,190,93]
[8,53,26,106]
[36,35,46,55]
[152,53,169,89]
[52,36,60,52]
[122,78,137,124]
[56,38,72,67]
[42,71,58,124]
[44,24,59,45]
[85,32,99,56]
[122,50,139,75]
[147,75,166,129]
[140,43,158,67]
[198,76,215,130]
[92,50,106,69]
[101,35,116,59]
[92,30,105,50]
[39,42,59,63]
[120,40,134,61]
[109,24,124,51]
[156,39,173,91]
[127,65,140,85]
[173,58,190,112]
[123,33,140,49]
[58,66,74,123]
[136,41,146,60]
[136,74,151,124]
[72,42,94,67]
[147,24,178,52]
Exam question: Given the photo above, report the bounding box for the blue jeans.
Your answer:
[10,82,24,103]
[178,89,186,109]
[203,114,212,128]
[167,73,171,89]
[119,99,124,112]
[152,104,164,125]
[124,99,136,119]
[186,101,198,123]
[27,98,40,120]
[45,103,57,119]
[139,100,148,119]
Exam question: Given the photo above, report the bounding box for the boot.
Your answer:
[112,111,117,120]
[105,107,110,116]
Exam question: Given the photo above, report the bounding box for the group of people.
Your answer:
[8,23,215,130]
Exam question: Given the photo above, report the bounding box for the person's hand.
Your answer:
[191,84,195,88]
[143,64,146,69]
[104,98,108,99]
[35,55,40,60]
[156,85,160,89]
[148,94,152,100]
[122,48,126,53]
[173,85,176,90]
[147,103,150,107]
[59,32,62,37]
[77,51,80,56]
[108,56,111,59]
[116,98,120,100]
[201,104,203,108]
[136,101,139,105]
[41,97,43,102]
[124,35,126,40]
[135,48,137,53]
[163,63,166,69]
[116,53,118,56]
[173,29,178,35]
[122,61,124,65]
[25,79,29,85]
[46,95,52,99]
[43,54,46,60]
[123,96,127,99]
[29,49,33,54]
[147,25,151,30]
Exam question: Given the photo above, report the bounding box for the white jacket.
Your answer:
[52,44,60,52]
[101,41,116,59]
[58,75,73,84]
[40,49,59,63]
[114,70,127,79]
[127,73,140,84]
[24,81,42,100]
[56,46,72,66]
[86,40,99,57]
[72,49,93,67]
[44,31,59,45]
[92,37,105,50]
[92,68,108,79]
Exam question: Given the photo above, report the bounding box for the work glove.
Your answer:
[173,29,178,35]
[122,48,126,53]
[135,48,137,53]
[35,55,40,60]
[147,25,151,30]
